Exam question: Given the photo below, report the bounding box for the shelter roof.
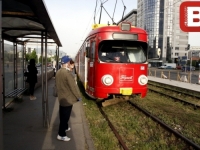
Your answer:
[2,0,62,46]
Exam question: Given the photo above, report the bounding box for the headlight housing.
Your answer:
[138,75,148,85]
[102,75,114,86]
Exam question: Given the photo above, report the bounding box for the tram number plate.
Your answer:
[120,88,132,95]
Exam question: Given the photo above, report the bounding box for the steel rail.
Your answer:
[97,104,129,150]
[128,101,200,150]
[148,88,200,109]
[148,81,200,99]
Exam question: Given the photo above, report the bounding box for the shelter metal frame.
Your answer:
[1,0,62,148]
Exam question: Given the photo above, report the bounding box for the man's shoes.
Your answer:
[65,127,71,132]
[57,135,70,141]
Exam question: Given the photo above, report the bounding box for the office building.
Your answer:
[137,0,188,66]
[117,9,137,26]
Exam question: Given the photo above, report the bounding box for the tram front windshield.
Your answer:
[98,40,147,63]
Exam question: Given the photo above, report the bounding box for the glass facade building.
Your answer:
[137,0,188,66]
[117,9,137,26]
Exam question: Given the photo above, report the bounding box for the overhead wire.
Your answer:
[81,0,183,50]
[80,1,102,43]
[112,0,118,24]
[94,0,98,24]
[102,6,114,24]
[120,0,126,22]
[81,0,128,43]
[121,0,125,6]
[98,0,110,24]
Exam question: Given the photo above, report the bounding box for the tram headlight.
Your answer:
[138,75,148,85]
[102,75,114,86]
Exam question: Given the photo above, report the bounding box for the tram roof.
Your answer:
[89,25,147,36]
[2,0,62,46]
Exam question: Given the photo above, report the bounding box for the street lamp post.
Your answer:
[198,63,200,84]
[199,63,200,74]
[190,51,192,71]
[190,51,194,83]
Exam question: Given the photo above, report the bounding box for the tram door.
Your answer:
[87,40,96,95]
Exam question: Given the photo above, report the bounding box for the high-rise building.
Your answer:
[137,0,188,66]
[117,9,137,26]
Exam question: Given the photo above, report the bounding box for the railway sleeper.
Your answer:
[102,95,130,107]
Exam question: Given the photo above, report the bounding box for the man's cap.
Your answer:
[61,56,71,64]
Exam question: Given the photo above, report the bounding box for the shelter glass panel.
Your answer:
[17,45,24,88]
[4,43,14,94]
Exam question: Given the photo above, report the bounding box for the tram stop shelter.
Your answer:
[0,0,62,148]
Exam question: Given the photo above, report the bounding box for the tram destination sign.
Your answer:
[113,33,138,40]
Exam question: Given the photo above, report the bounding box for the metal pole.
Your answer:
[15,43,19,89]
[41,31,45,127]
[99,3,103,24]
[23,44,26,88]
[44,32,47,127]
[58,46,59,69]
[190,51,192,83]
[2,39,5,109]
[199,64,200,84]
[0,0,3,147]
[56,46,58,71]
[14,43,17,89]
[45,31,49,128]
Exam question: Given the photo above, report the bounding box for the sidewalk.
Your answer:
[3,78,95,150]
[148,76,200,92]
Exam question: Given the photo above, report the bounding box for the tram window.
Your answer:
[90,42,95,59]
[127,47,146,63]
[98,40,147,63]
[86,47,90,57]
[85,42,90,57]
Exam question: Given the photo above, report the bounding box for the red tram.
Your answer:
[75,22,148,106]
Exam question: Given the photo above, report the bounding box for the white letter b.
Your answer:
[187,7,200,27]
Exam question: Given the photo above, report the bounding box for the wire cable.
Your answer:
[94,0,98,24]
[121,0,125,6]
[81,2,101,42]
[112,0,118,24]
[102,6,114,23]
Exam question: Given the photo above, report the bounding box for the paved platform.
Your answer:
[148,76,200,92]
[3,78,95,150]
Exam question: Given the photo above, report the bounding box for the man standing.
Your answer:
[56,56,82,141]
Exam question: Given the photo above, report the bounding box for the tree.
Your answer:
[26,49,38,62]
[29,49,38,62]
[25,53,30,61]
[39,55,51,64]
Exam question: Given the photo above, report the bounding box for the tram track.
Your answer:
[148,87,200,109]
[128,101,200,150]
[97,99,200,150]
[148,81,200,99]
[82,80,200,149]
[97,104,129,150]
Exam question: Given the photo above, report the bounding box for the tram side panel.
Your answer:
[75,44,88,91]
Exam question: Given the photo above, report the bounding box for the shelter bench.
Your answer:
[5,88,28,98]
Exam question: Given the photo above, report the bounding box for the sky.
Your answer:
[43,0,200,58]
